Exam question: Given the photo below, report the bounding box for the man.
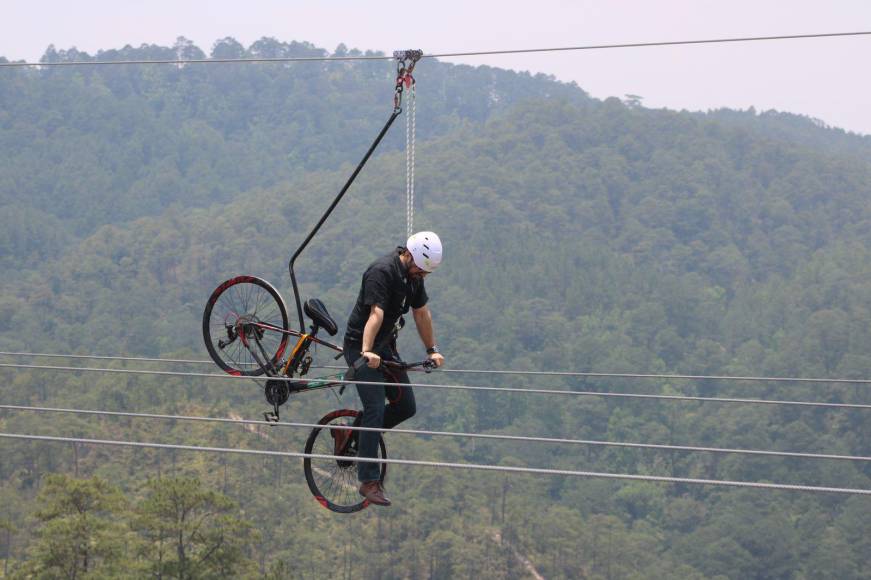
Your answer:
[342,231,445,507]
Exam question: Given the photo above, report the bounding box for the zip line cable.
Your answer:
[316,365,871,385]
[2,432,869,495]
[2,362,871,410]
[426,31,871,58]
[3,403,870,463]
[1,31,870,68]
[405,81,416,238]
[4,351,871,385]
[0,351,219,365]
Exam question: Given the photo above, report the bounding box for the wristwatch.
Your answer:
[426,345,440,355]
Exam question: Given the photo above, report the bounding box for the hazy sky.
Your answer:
[3,0,870,134]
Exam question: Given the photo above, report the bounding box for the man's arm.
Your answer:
[412,305,445,367]
[361,305,384,368]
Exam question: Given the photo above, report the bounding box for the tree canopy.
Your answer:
[2,37,871,579]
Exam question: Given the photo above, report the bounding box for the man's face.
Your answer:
[408,263,430,280]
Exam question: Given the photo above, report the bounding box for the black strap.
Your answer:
[288,109,402,331]
[287,51,421,332]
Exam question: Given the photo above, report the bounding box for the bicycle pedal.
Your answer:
[263,411,279,424]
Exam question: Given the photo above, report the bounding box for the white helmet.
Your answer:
[406,231,443,272]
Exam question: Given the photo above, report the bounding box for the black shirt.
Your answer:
[345,248,428,347]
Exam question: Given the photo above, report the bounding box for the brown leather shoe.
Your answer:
[331,428,352,456]
[359,481,392,507]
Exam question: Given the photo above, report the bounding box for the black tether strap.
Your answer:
[287,50,423,332]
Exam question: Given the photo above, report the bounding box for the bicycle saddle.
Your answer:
[304,298,338,336]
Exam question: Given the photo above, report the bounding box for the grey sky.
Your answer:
[3,0,870,134]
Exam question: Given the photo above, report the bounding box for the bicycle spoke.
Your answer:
[342,466,356,506]
[239,282,251,314]
[223,287,245,322]
[253,289,271,319]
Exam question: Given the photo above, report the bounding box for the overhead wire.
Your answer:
[2,432,869,495]
[2,403,869,463]
[316,364,871,385]
[1,31,869,68]
[0,351,218,365]
[1,28,868,500]
[2,361,871,410]
[426,31,871,58]
[4,351,871,385]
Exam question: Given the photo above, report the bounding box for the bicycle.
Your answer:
[201,51,425,512]
[202,274,434,512]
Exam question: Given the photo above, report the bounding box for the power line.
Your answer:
[428,31,871,58]
[0,53,388,68]
[316,365,871,386]
[2,362,870,410]
[0,351,218,365]
[4,351,871,385]
[1,31,869,68]
[2,432,869,495]
[3,403,869,463]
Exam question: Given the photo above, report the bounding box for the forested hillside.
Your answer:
[1,38,871,579]
[0,36,586,255]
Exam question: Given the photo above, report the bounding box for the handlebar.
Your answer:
[341,355,437,394]
[351,356,437,375]
[386,359,438,372]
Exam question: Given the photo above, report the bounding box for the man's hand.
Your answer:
[362,351,381,369]
[428,352,445,368]
[360,305,384,370]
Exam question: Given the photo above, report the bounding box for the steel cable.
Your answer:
[0,351,218,365]
[3,351,871,384]
[2,403,869,463]
[3,352,871,385]
[316,364,871,385]
[2,31,870,68]
[2,432,869,495]
[2,361,871,410]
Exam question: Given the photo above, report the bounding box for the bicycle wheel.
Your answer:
[304,409,387,513]
[202,276,290,376]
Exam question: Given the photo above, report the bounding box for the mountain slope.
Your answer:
[3,46,871,578]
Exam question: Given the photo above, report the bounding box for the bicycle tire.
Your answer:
[202,276,290,376]
[304,409,387,513]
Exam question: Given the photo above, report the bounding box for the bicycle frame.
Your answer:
[240,316,434,422]
[237,319,346,421]
[248,322,343,360]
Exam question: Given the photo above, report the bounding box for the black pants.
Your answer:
[344,340,416,482]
